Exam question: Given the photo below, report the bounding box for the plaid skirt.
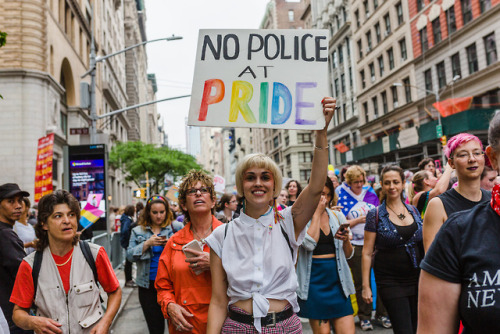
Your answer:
[221,304,302,333]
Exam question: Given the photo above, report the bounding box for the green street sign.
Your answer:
[436,124,443,138]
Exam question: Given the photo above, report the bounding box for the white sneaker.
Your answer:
[360,320,374,331]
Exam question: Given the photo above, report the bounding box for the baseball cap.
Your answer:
[0,183,30,201]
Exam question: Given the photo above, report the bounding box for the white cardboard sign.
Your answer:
[188,29,329,130]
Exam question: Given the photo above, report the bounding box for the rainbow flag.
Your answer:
[80,203,104,229]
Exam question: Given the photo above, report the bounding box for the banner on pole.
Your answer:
[188,29,330,130]
[34,133,54,202]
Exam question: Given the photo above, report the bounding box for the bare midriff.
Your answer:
[233,298,290,314]
[312,253,336,259]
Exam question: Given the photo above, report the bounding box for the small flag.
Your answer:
[80,203,104,229]
[334,142,350,153]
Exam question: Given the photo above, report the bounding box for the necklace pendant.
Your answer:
[397,213,406,220]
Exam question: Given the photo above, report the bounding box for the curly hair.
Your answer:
[138,195,173,229]
[285,179,303,199]
[178,170,216,222]
[344,165,366,186]
[34,190,80,251]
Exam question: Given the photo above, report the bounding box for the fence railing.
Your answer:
[91,231,124,269]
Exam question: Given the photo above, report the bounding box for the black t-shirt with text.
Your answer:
[421,201,500,333]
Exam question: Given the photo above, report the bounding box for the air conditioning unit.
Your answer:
[384,31,390,37]
[394,101,399,108]
[366,47,371,53]
[401,58,406,63]
[366,12,371,19]
[371,76,376,82]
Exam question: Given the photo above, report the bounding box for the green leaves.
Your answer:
[109,141,203,193]
[0,31,6,47]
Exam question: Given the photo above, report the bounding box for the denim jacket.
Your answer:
[296,209,355,300]
[126,222,183,288]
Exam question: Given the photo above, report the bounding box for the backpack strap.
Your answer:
[79,240,103,303]
[32,250,43,298]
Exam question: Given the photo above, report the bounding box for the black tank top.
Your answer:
[438,188,491,217]
[313,228,336,255]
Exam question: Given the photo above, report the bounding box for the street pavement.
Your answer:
[110,268,392,333]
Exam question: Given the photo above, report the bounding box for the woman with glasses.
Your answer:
[422,133,490,252]
[127,195,183,334]
[418,112,500,333]
[155,171,223,333]
[205,98,335,333]
[215,193,239,224]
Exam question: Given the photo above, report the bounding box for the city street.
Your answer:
[111,288,392,334]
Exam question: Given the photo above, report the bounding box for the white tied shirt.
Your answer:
[205,206,306,332]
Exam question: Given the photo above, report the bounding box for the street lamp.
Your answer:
[392,75,460,164]
[81,17,183,144]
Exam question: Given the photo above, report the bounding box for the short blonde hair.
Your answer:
[235,153,283,198]
[345,165,366,185]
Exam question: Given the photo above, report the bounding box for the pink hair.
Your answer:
[444,133,483,159]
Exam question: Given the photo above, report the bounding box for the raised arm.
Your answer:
[428,163,453,200]
[292,97,335,237]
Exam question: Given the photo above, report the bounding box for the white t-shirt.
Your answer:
[14,221,36,254]
[205,206,306,332]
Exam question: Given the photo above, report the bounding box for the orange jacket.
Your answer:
[155,216,222,334]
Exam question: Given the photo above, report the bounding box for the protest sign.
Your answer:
[188,29,329,130]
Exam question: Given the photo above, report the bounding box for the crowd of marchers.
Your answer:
[1,97,500,334]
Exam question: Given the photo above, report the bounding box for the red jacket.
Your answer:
[155,216,222,334]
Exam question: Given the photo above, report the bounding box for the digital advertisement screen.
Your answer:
[69,159,106,217]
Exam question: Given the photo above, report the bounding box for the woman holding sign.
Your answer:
[205,97,335,333]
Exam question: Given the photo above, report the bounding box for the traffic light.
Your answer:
[133,188,147,199]
[440,135,447,146]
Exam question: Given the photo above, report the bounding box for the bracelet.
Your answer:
[314,145,329,150]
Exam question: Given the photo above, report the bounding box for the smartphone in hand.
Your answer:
[182,239,203,258]
[337,223,350,235]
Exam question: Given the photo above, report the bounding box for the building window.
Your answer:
[355,10,360,28]
[374,0,378,9]
[437,61,446,88]
[358,39,363,59]
[298,133,312,143]
[338,45,344,63]
[349,68,353,87]
[341,74,346,93]
[461,0,473,25]
[432,18,442,44]
[299,152,313,163]
[332,50,338,69]
[424,69,433,93]
[285,136,289,146]
[446,6,457,34]
[363,102,369,122]
[420,26,428,53]
[343,104,347,121]
[60,112,68,136]
[274,152,280,163]
[417,0,424,12]
[381,91,388,114]
[375,23,381,43]
[360,70,366,89]
[484,33,498,66]
[388,47,395,69]
[378,56,384,76]
[480,0,492,13]
[334,78,339,96]
[366,31,372,51]
[300,169,311,182]
[467,43,479,74]
[372,96,379,118]
[403,77,412,103]
[451,52,462,78]
[384,13,391,35]
[369,63,375,82]
[391,86,399,108]
[364,0,369,16]
[346,37,351,56]
[273,136,279,148]
[399,38,407,60]
[286,154,291,165]
[396,2,404,25]
[288,10,294,22]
